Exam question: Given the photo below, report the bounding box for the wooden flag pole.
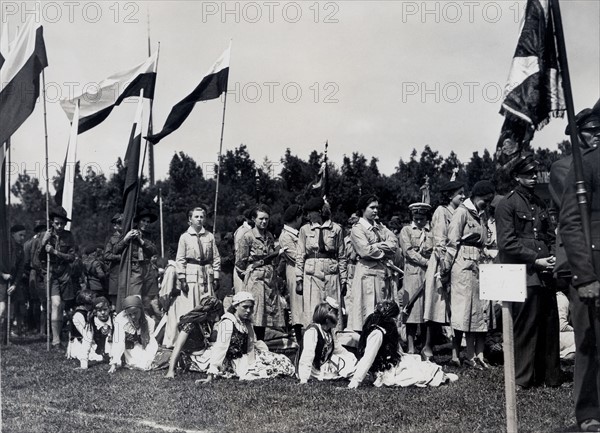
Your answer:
[212,90,229,234]
[42,70,51,352]
[502,302,518,433]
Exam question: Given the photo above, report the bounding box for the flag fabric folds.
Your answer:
[116,92,144,311]
[496,0,565,169]
[60,51,157,134]
[60,101,80,230]
[146,43,230,144]
[0,144,8,275]
[0,17,48,146]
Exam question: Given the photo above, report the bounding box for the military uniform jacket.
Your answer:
[39,230,76,275]
[560,146,600,287]
[496,185,555,287]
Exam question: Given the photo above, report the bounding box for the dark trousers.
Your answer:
[511,285,560,387]
[570,286,600,423]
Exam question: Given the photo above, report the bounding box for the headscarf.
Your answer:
[232,291,255,306]
[122,296,150,348]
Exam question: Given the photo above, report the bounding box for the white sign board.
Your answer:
[479,264,527,302]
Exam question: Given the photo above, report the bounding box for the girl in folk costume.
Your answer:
[422,181,466,360]
[236,204,285,341]
[446,180,496,368]
[297,297,356,383]
[295,197,347,329]
[348,301,457,389]
[176,206,221,308]
[165,296,224,378]
[399,202,434,356]
[348,194,398,331]
[108,296,158,372]
[196,292,295,382]
[67,291,113,369]
[278,204,305,345]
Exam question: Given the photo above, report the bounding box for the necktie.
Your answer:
[197,234,206,262]
[318,227,326,252]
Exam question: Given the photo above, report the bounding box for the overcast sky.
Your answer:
[2,0,599,189]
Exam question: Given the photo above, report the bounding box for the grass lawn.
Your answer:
[1,339,580,433]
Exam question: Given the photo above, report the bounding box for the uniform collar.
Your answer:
[463,198,485,217]
[186,226,206,236]
[282,224,299,236]
[310,220,332,230]
[359,217,380,231]
[410,221,430,231]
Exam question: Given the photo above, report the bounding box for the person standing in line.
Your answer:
[399,203,433,356]
[23,220,47,335]
[39,207,77,347]
[278,204,304,345]
[236,204,285,341]
[423,181,465,361]
[104,213,123,308]
[446,180,496,369]
[113,209,159,313]
[171,206,221,343]
[559,106,600,432]
[233,211,253,294]
[496,155,560,387]
[295,197,347,330]
[348,194,398,331]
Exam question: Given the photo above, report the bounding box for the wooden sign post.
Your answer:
[480,264,527,433]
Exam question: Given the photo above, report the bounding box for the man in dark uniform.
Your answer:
[496,153,560,389]
[559,109,600,432]
[549,108,600,286]
[104,213,123,307]
[9,225,28,338]
[39,207,77,347]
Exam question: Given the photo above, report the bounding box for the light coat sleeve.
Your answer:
[295,227,307,280]
[399,227,428,267]
[350,225,384,260]
[350,329,383,386]
[298,327,318,383]
[211,234,221,279]
[208,318,234,374]
[175,233,188,279]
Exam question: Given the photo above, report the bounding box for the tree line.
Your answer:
[8,141,569,263]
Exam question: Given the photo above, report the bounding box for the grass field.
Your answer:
[1,339,580,433]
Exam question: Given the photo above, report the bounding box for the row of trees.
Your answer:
[8,142,568,258]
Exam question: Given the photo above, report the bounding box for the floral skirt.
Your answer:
[185,344,295,380]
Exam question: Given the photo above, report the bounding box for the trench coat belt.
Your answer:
[186,258,212,266]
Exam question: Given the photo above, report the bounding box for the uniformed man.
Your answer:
[496,153,560,388]
[549,108,600,286]
[9,224,28,338]
[559,106,600,432]
[39,206,77,347]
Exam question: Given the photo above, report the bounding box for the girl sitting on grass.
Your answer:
[67,290,112,369]
[196,291,295,382]
[164,296,224,378]
[297,297,356,384]
[108,295,158,373]
[348,301,458,389]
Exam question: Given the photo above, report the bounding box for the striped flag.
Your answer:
[147,43,230,144]
[60,51,157,134]
[497,0,565,168]
[0,17,48,145]
[116,92,144,311]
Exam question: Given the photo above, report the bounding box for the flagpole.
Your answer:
[6,140,10,347]
[212,91,228,234]
[549,0,591,252]
[146,6,156,186]
[159,188,165,257]
[42,70,51,352]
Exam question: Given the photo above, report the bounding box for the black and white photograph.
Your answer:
[1,1,599,432]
